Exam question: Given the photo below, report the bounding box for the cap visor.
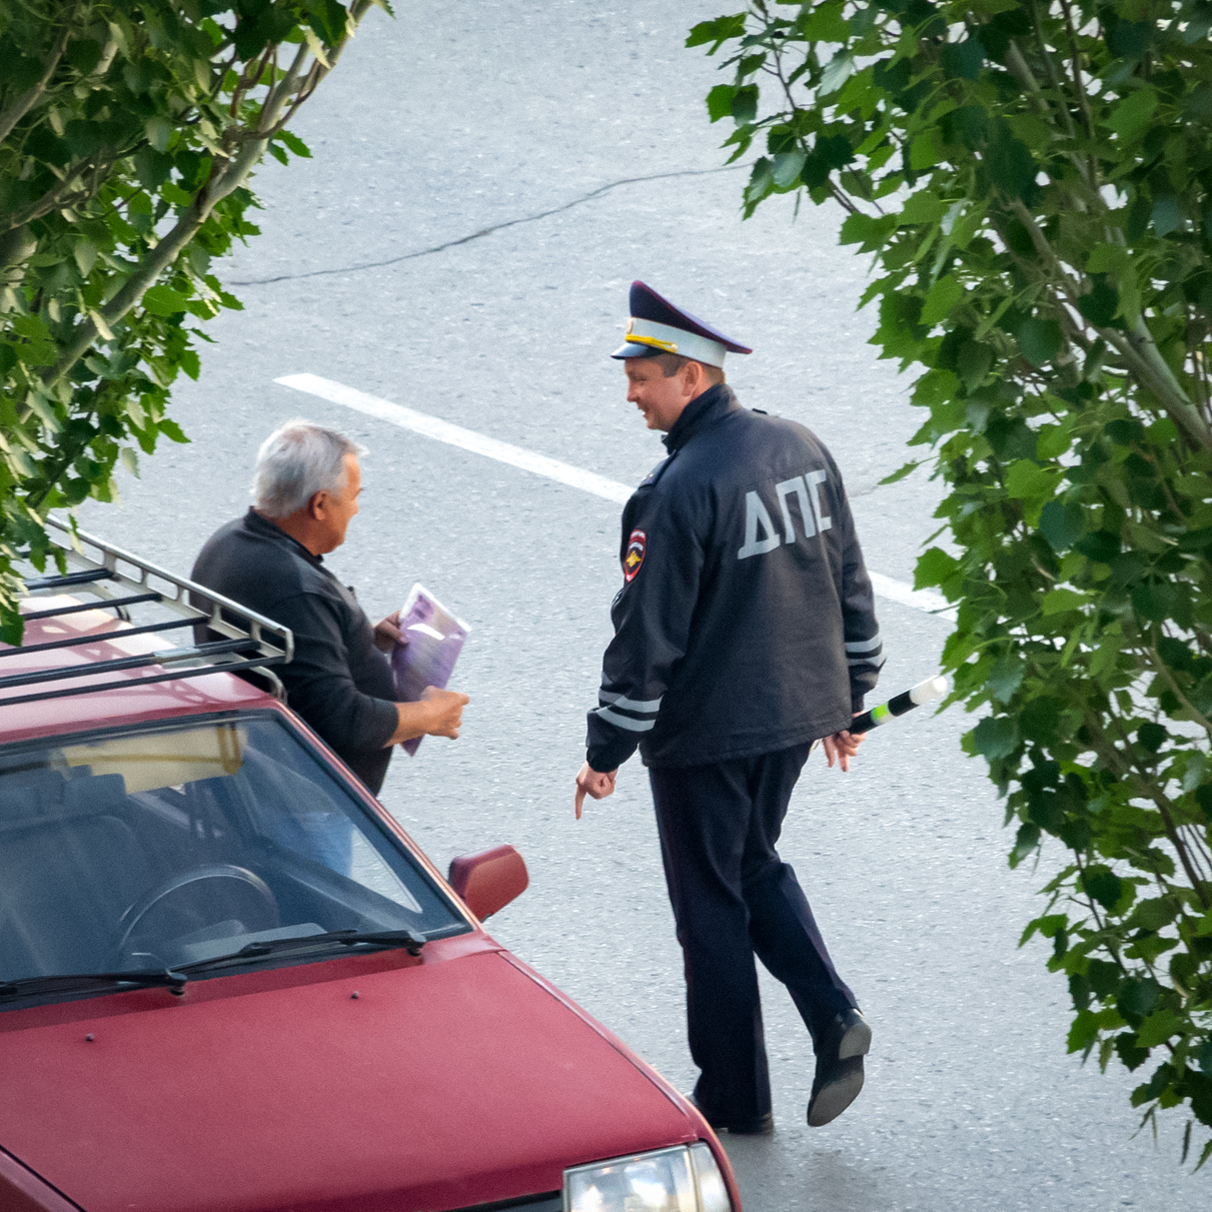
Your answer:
[611,341,669,360]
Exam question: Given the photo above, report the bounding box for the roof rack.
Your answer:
[0,518,294,708]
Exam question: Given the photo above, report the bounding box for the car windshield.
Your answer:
[0,712,466,993]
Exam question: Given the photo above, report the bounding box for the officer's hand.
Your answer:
[374,611,404,652]
[822,729,863,772]
[421,685,469,738]
[575,762,617,820]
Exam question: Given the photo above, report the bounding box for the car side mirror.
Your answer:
[447,844,529,921]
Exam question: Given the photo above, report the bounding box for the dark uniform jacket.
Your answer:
[586,384,883,772]
[191,510,399,794]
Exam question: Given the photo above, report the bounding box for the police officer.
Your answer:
[575,282,885,1133]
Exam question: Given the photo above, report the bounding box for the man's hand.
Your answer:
[389,686,469,745]
[374,611,403,653]
[575,762,617,820]
[821,728,864,772]
[420,685,468,738]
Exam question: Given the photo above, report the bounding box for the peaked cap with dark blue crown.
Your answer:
[611,280,752,368]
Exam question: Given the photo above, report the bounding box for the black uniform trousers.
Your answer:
[649,743,857,1122]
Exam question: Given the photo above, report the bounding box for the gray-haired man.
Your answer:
[192,419,467,794]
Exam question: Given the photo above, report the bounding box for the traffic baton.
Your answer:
[850,675,948,734]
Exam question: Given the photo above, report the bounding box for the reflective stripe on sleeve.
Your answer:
[598,691,663,713]
[592,707,657,732]
[845,634,883,654]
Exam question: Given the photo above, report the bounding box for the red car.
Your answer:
[0,525,740,1212]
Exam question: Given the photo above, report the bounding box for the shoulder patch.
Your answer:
[623,529,647,582]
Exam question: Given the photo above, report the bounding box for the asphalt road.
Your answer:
[76,2,1201,1208]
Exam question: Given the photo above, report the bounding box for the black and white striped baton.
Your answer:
[849,675,948,734]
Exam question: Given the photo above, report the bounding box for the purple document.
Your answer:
[390,584,471,756]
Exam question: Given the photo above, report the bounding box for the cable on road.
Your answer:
[231,166,744,286]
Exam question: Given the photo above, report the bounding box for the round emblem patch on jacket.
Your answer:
[623,529,646,582]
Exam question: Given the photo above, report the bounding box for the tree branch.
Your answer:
[2,153,119,233]
[1008,199,1212,450]
[1058,0,1096,144]
[1087,713,1212,911]
[37,7,378,392]
[0,22,70,146]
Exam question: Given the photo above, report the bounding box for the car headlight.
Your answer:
[564,1142,732,1212]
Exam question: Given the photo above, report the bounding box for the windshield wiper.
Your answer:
[176,927,427,974]
[0,968,188,1001]
[0,931,426,1001]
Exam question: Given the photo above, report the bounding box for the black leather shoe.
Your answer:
[806,1008,871,1128]
[686,1094,774,1136]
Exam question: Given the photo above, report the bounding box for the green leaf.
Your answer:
[819,53,854,95]
[1137,722,1166,753]
[1133,897,1177,931]
[988,656,1025,703]
[984,123,1037,201]
[1134,1008,1182,1047]
[940,36,985,81]
[1021,913,1066,946]
[920,275,963,326]
[1083,866,1125,911]
[1041,588,1087,615]
[686,13,747,51]
[1011,823,1042,866]
[64,38,104,75]
[731,85,758,124]
[1017,317,1062,367]
[1132,580,1178,623]
[973,715,1020,759]
[1151,196,1183,237]
[145,115,172,153]
[71,239,97,277]
[1039,501,1084,551]
[900,190,949,225]
[772,149,806,188]
[706,84,736,123]
[879,459,921,485]
[1076,530,1120,563]
[915,545,959,588]
[1067,1009,1103,1053]
[909,126,946,171]
[839,211,897,251]
[305,0,351,45]
[1005,459,1059,501]
[1104,86,1159,144]
[956,341,993,390]
[133,147,173,190]
[158,419,190,443]
[141,284,188,316]
[1077,276,1121,327]
[801,134,853,186]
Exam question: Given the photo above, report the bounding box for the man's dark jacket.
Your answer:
[192,510,399,793]
[586,384,883,772]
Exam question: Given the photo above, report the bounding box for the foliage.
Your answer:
[689,0,1212,1165]
[0,0,388,639]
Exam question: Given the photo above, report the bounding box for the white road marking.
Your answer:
[868,572,955,621]
[276,373,956,621]
[276,373,632,504]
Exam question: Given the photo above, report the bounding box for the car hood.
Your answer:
[0,943,697,1212]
